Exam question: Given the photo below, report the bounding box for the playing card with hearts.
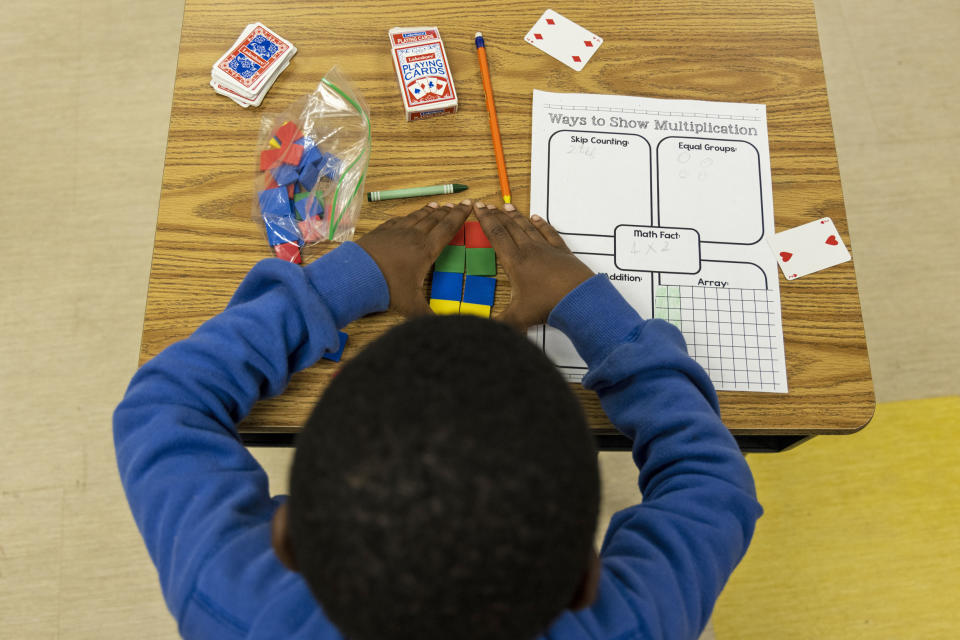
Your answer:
[524,9,603,72]
[769,217,851,280]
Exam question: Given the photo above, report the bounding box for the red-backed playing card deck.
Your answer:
[210,23,297,108]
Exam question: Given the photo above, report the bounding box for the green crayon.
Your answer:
[367,184,468,202]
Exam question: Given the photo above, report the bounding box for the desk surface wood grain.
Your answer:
[141,0,874,437]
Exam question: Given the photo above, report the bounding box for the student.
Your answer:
[115,200,761,640]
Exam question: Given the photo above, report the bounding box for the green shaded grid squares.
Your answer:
[668,286,681,296]
[655,285,667,297]
[668,296,681,308]
[653,307,668,319]
[668,308,681,321]
[465,247,496,276]
[435,245,466,273]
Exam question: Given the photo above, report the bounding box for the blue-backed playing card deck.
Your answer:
[210,23,296,108]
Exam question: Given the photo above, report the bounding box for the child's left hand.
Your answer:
[356,200,474,317]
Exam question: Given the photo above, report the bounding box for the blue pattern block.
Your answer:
[430,271,463,302]
[298,163,320,192]
[246,35,279,61]
[319,154,342,180]
[299,144,323,169]
[294,194,323,220]
[258,187,291,216]
[228,53,260,79]
[320,331,349,362]
[462,275,496,306]
[271,164,299,186]
[262,212,301,247]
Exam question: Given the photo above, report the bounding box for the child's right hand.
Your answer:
[475,202,594,330]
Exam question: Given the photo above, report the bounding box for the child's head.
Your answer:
[275,315,600,640]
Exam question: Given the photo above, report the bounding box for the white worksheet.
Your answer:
[528,90,788,393]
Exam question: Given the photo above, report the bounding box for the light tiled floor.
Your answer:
[1,1,957,638]
[814,0,960,402]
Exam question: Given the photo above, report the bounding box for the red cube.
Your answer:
[273,242,302,264]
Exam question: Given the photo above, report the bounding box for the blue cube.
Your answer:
[463,275,496,306]
[262,212,301,247]
[321,331,349,362]
[299,163,320,192]
[294,193,323,220]
[430,271,463,302]
[300,144,323,169]
[258,187,291,216]
[319,154,342,180]
[271,164,299,186]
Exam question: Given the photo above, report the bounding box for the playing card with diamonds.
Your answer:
[524,9,602,72]
[769,217,851,280]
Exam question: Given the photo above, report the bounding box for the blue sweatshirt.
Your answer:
[114,241,761,640]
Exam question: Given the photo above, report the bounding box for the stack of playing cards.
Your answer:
[210,23,296,108]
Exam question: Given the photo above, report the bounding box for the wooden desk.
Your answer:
[141,0,874,450]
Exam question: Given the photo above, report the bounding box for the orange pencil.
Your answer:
[474,32,511,205]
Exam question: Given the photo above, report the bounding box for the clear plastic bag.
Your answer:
[254,67,371,263]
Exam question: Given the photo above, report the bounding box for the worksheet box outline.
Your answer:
[612,224,702,274]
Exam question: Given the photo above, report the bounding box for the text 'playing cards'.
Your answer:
[389,27,458,121]
[770,217,851,280]
[524,9,602,72]
[211,23,296,108]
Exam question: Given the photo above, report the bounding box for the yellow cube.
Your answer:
[459,302,491,318]
[429,299,461,315]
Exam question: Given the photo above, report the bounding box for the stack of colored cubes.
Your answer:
[257,120,342,263]
[429,221,497,317]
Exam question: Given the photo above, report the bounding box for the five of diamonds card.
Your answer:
[210,23,296,107]
[524,9,603,72]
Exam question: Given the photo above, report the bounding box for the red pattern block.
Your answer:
[264,174,279,190]
[260,148,284,171]
[464,221,492,248]
[280,142,303,166]
[274,121,303,147]
[273,242,302,264]
[298,216,323,243]
[450,224,465,246]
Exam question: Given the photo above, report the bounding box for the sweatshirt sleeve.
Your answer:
[543,276,763,640]
[113,242,388,627]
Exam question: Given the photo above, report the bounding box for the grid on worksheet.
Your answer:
[654,285,782,391]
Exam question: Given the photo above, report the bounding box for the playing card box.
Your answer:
[388,27,458,121]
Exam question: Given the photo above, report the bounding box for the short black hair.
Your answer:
[289,315,599,640]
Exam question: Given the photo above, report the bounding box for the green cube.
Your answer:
[465,248,497,276]
[434,245,466,273]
